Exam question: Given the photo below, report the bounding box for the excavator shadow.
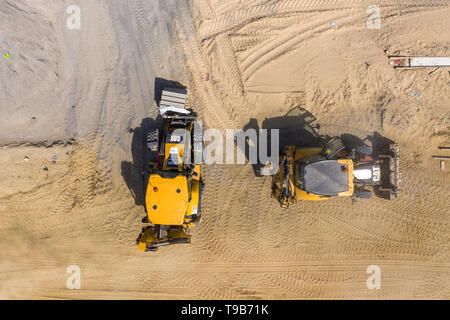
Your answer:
[154,77,185,106]
[240,106,398,183]
[241,106,322,177]
[121,115,163,206]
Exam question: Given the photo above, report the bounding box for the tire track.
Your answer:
[173,0,237,131]
[197,0,450,40]
[214,33,245,96]
[240,6,429,81]
[130,0,160,69]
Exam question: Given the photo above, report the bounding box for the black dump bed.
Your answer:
[303,160,349,196]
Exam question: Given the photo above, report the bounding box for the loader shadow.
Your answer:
[121,116,163,207]
[154,77,186,106]
[337,132,395,157]
[240,106,397,178]
[240,106,322,176]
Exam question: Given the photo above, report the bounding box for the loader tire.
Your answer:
[354,143,372,156]
[146,129,159,163]
[197,181,205,217]
[353,189,372,199]
[147,129,159,147]
[193,132,205,164]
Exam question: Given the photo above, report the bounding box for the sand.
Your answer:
[0,0,449,299]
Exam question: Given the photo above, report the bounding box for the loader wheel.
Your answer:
[353,189,372,199]
[146,129,159,162]
[193,131,203,143]
[193,132,204,164]
[197,181,205,217]
[147,129,159,147]
[200,165,205,183]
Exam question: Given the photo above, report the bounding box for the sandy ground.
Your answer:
[0,0,449,299]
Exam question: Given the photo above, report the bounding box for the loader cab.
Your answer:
[163,128,190,171]
[294,157,354,199]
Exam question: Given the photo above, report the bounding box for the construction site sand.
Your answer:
[0,0,449,299]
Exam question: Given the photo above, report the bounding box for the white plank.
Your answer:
[161,94,186,104]
[162,87,187,99]
[410,57,450,67]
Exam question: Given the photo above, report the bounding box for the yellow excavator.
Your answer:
[272,135,400,207]
[137,87,205,251]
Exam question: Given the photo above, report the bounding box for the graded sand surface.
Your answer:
[0,0,449,299]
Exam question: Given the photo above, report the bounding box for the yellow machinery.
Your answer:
[137,87,205,251]
[272,136,400,207]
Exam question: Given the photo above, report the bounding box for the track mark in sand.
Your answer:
[111,260,450,273]
[231,34,271,54]
[240,6,429,82]
[130,0,160,69]
[237,9,349,63]
[194,164,227,258]
[192,0,215,22]
[249,176,274,253]
[79,73,110,145]
[173,1,237,131]
[51,144,106,215]
[196,0,450,40]
[196,165,241,259]
[214,33,245,96]
[219,165,261,260]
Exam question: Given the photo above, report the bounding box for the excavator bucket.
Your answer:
[374,144,401,200]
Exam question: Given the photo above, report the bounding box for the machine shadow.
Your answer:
[154,77,185,106]
[240,106,397,179]
[121,115,163,207]
[241,106,322,177]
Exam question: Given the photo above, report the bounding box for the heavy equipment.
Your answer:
[272,135,400,207]
[137,87,205,251]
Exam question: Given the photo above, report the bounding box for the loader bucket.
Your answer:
[374,144,400,200]
[137,226,191,252]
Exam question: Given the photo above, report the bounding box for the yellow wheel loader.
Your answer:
[272,136,400,207]
[137,87,205,252]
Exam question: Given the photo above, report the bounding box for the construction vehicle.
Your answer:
[137,87,205,251]
[272,135,400,207]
